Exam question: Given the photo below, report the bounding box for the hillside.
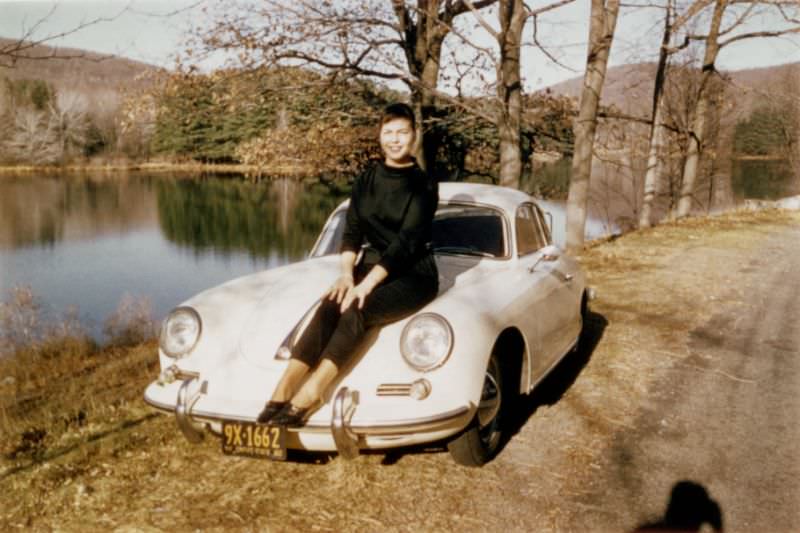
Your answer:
[6,35,795,117]
[4,35,795,123]
[546,60,800,121]
[0,37,159,94]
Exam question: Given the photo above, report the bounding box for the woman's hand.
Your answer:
[339,282,372,313]
[338,263,387,313]
[327,274,354,304]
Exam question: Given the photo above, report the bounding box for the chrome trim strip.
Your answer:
[308,405,472,436]
[376,383,413,396]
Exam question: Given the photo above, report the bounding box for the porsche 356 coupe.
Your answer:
[144,182,590,466]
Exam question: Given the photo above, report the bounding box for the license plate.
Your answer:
[221,421,287,460]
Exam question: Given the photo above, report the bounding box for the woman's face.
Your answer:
[379,117,415,167]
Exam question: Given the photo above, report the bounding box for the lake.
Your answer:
[0,172,614,341]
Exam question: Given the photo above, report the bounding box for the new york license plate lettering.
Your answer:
[221,422,286,460]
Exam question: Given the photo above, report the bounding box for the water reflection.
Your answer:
[0,175,157,249]
[0,173,347,339]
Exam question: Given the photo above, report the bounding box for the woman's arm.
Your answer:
[340,169,366,256]
[327,250,358,304]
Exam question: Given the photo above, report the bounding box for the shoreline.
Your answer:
[0,153,788,173]
[0,161,312,177]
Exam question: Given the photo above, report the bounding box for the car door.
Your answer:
[532,203,580,357]
[513,203,574,380]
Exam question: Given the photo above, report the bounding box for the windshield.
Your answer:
[311,203,507,259]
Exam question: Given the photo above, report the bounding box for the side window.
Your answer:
[515,205,546,256]
[533,205,552,245]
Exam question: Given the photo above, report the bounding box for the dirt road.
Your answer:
[2,209,798,532]
[564,212,800,532]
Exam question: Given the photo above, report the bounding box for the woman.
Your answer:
[258,103,439,427]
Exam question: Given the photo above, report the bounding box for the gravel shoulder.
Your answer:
[2,208,798,532]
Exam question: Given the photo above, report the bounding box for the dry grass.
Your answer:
[0,288,158,467]
[0,208,798,532]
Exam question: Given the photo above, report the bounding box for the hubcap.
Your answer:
[476,360,502,449]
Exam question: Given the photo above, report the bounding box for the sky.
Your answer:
[1,0,798,91]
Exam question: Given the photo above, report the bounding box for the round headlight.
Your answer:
[160,306,202,359]
[400,313,453,372]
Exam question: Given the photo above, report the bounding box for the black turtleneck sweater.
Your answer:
[341,160,438,279]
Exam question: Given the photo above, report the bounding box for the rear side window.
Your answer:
[533,204,552,245]
[515,204,547,256]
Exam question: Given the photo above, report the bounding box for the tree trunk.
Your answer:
[394,0,498,172]
[793,67,800,181]
[496,0,526,189]
[640,101,666,228]
[639,5,672,228]
[393,0,447,170]
[565,0,620,252]
[676,0,726,218]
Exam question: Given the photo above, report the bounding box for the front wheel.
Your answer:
[447,351,509,467]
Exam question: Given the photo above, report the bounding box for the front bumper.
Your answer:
[143,376,472,458]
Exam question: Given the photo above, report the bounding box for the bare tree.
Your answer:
[50,91,90,161]
[639,1,674,228]
[673,0,800,217]
[565,0,620,252]
[793,66,800,181]
[460,0,574,188]
[191,1,496,170]
[674,0,727,217]
[5,107,59,163]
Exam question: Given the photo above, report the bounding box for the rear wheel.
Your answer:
[571,291,590,354]
[447,351,507,467]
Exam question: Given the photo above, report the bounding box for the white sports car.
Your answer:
[144,182,590,466]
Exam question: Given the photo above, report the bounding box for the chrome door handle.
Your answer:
[528,252,559,273]
[551,270,573,283]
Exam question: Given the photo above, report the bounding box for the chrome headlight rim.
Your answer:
[160,306,202,359]
[399,312,454,372]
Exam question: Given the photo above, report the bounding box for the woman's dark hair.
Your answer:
[380,102,416,130]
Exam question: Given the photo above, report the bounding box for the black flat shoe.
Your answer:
[270,401,321,428]
[256,401,287,424]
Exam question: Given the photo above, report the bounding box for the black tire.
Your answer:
[447,351,507,467]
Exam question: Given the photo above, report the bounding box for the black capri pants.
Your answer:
[291,257,438,368]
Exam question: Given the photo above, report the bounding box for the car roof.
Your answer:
[438,182,532,215]
[333,181,533,215]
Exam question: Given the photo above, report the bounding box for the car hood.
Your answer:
[192,253,501,371]
[237,257,341,368]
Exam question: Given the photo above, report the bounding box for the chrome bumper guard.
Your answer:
[175,376,207,443]
[158,379,470,460]
[331,387,360,460]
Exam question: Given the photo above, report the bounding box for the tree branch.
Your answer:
[719,25,800,47]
